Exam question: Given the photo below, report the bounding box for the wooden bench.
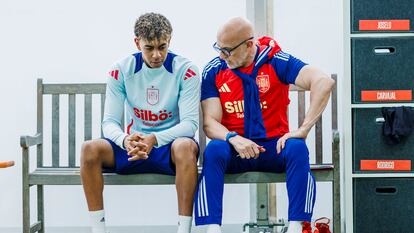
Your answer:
[21,75,340,233]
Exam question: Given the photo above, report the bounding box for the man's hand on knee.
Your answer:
[276,128,309,154]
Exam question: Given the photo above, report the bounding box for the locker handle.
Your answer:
[374,47,396,55]
[375,187,397,194]
[375,117,385,123]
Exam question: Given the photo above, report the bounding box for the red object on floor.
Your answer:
[302,217,331,233]
[314,217,331,233]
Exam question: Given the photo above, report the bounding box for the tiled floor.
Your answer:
[1,224,247,233]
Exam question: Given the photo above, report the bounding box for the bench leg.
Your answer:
[333,181,340,233]
[37,185,45,233]
[22,148,30,233]
[333,171,341,232]
[333,131,341,233]
[256,183,269,225]
[23,184,30,233]
[244,184,280,233]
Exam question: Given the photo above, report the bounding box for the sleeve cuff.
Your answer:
[115,133,129,150]
[152,132,163,148]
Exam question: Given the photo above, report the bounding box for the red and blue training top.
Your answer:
[201,40,307,139]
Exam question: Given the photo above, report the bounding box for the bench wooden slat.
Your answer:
[198,107,206,165]
[298,91,305,126]
[289,85,305,91]
[331,74,338,130]
[43,84,106,95]
[68,94,76,167]
[100,94,105,138]
[29,166,334,186]
[224,169,333,183]
[52,94,60,167]
[315,117,323,164]
[84,94,92,141]
[31,163,333,173]
[29,170,176,185]
[37,79,43,167]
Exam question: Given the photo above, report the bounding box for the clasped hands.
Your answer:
[123,133,157,161]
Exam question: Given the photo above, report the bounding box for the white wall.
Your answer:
[0,0,343,229]
[273,0,343,221]
[0,0,249,228]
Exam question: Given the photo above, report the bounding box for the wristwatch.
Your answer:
[225,131,239,142]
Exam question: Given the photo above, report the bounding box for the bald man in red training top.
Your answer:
[194,17,334,233]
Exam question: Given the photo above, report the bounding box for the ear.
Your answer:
[246,40,255,48]
[134,38,142,51]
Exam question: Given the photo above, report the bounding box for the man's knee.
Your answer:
[284,138,309,163]
[171,138,198,165]
[203,139,230,165]
[81,140,105,167]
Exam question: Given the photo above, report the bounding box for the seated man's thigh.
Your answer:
[255,138,308,173]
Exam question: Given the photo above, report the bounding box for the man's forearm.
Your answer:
[203,116,230,141]
[102,120,128,149]
[300,78,335,133]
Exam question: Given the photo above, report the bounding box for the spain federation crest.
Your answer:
[146,87,159,105]
[256,74,270,93]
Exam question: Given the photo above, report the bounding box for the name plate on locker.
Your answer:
[361,90,412,102]
[360,160,412,171]
[359,20,410,31]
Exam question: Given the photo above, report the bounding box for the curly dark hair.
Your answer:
[134,12,172,41]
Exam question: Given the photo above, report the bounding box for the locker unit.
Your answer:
[351,0,414,33]
[345,0,414,232]
[352,108,414,172]
[353,178,414,233]
[351,37,414,103]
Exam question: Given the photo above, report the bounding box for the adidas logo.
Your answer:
[218,83,231,93]
[184,68,196,81]
[108,70,119,80]
[100,217,105,222]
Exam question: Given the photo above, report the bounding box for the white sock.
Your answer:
[89,210,106,233]
[287,221,303,233]
[206,224,221,233]
[177,215,192,233]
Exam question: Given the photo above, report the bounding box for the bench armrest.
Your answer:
[20,133,42,148]
[332,130,340,144]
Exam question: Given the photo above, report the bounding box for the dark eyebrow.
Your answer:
[144,43,167,49]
